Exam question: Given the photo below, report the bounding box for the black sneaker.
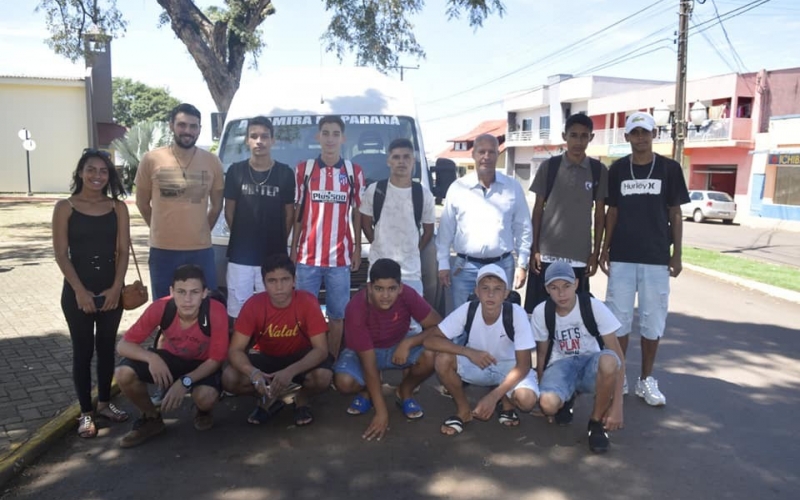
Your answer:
[119,414,166,448]
[587,419,610,453]
[554,395,576,425]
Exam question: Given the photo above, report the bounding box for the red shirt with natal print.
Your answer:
[123,297,229,362]
[234,290,328,357]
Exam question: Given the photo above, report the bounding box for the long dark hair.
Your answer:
[70,149,126,200]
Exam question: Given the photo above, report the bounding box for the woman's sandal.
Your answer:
[77,414,97,438]
[96,403,129,423]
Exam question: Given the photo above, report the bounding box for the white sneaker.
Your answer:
[622,374,629,396]
[635,376,666,406]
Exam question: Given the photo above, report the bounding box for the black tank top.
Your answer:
[67,202,118,294]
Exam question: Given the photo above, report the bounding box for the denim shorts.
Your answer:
[149,247,217,300]
[295,263,350,319]
[333,342,425,387]
[539,350,621,403]
[456,357,540,398]
[605,262,670,339]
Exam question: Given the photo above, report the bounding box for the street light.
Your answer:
[17,128,36,196]
[653,100,671,140]
[689,100,707,128]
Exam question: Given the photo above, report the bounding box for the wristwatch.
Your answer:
[181,376,193,389]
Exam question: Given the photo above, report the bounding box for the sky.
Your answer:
[2,0,799,155]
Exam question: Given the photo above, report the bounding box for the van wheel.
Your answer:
[693,209,705,223]
[723,219,734,225]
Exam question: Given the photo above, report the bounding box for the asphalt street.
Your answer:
[682,219,800,268]
[3,269,799,500]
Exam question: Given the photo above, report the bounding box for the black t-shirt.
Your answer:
[224,160,295,266]
[606,154,690,265]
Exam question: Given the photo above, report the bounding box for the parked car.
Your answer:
[681,190,737,224]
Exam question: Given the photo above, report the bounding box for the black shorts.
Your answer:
[119,349,222,393]
[248,350,334,385]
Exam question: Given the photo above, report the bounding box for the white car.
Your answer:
[681,190,737,224]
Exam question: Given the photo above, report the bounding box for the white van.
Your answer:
[211,66,447,307]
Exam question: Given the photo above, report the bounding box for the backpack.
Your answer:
[544,155,603,202]
[153,290,226,347]
[542,292,604,369]
[462,291,521,345]
[372,179,423,229]
[296,158,355,222]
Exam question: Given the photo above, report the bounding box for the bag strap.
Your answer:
[588,158,603,201]
[463,300,480,346]
[577,292,604,348]
[372,179,389,226]
[501,302,515,342]
[128,238,143,283]
[544,155,562,203]
[411,182,423,229]
[543,298,556,369]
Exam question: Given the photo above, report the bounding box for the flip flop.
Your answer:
[293,405,314,426]
[247,400,285,425]
[346,394,372,416]
[441,416,464,436]
[498,408,520,427]
[395,396,424,420]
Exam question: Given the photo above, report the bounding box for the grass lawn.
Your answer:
[683,246,800,293]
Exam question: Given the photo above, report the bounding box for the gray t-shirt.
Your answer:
[530,155,608,263]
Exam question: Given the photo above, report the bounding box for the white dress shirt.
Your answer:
[436,171,532,271]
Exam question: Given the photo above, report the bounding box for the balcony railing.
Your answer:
[507,129,551,142]
[591,118,752,146]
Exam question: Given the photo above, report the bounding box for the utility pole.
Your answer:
[673,0,693,164]
[396,65,419,81]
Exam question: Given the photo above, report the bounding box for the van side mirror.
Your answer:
[434,158,457,200]
[211,112,226,141]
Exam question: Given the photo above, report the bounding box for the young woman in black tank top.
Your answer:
[52,150,132,438]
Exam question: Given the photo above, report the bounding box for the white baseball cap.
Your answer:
[625,112,656,134]
[476,264,508,288]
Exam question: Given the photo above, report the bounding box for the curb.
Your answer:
[685,264,800,304]
[0,383,120,489]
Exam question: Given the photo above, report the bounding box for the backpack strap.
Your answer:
[153,299,177,348]
[588,158,603,201]
[577,292,603,348]
[295,159,316,223]
[372,179,389,227]
[544,155,562,202]
[411,182,423,229]
[543,298,556,369]
[343,159,356,209]
[197,297,212,337]
[463,300,480,347]
[502,302,515,342]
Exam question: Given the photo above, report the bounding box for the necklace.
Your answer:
[171,145,197,179]
[630,154,656,180]
[248,160,275,186]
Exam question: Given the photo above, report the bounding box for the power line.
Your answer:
[709,0,750,72]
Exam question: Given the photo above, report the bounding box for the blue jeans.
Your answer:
[450,254,515,309]
[149,247,217,299]
[605,262,670,340]
[295,264,350,319]
[333,342,425,387]
[539,350,621,403]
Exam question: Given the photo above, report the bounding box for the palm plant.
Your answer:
[112,121,171,191]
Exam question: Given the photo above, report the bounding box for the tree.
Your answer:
[111,121,171,191]
[112,78,181,128]
[37,0,505,114]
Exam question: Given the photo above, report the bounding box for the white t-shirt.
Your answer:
[531,297,621,367]
[438,302,535,363]
[360,181,435,282]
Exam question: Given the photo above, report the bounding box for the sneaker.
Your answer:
[150,387,164,407]
[587,419,610,453]
[554,395,576,425]
[635,376,666,406]
[119,414,166,448]
[194,409,214,431]
[622,374,629,396]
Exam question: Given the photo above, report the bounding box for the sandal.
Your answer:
[498,408,520,427]
[441,416,465,436]
[77,414,97,438]
[293,405,314,426]
[247,400,285,425]
[346,394,372,416]
[96,403,129,423]
[395,396,424,420]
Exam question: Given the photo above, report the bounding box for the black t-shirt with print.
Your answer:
[224,160,295,266]
[606,154,690,265]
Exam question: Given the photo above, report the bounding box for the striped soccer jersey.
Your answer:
[295,157,364,267]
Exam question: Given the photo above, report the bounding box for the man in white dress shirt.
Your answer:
[436,134,533,309]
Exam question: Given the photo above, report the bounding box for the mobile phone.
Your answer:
[93,295,106,309]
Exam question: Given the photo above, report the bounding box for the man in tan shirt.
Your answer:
[135,103,224,299]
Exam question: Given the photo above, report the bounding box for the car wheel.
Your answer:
[723,219,734,225]
[693,209,705,223]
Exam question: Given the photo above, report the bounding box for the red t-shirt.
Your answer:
[295,158,365,267]
[344,285,432,352]
[234,290,328,357]
[123,297,229,362]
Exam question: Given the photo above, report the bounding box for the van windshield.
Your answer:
[218,115,422,183]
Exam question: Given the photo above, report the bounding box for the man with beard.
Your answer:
[135,103,225,299]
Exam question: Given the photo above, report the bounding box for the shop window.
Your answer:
[774,167,800,206]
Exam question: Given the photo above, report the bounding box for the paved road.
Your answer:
[683,219,800,268]
[3,269,799,499]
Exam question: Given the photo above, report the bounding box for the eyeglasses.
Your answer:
[82,148,112,160]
